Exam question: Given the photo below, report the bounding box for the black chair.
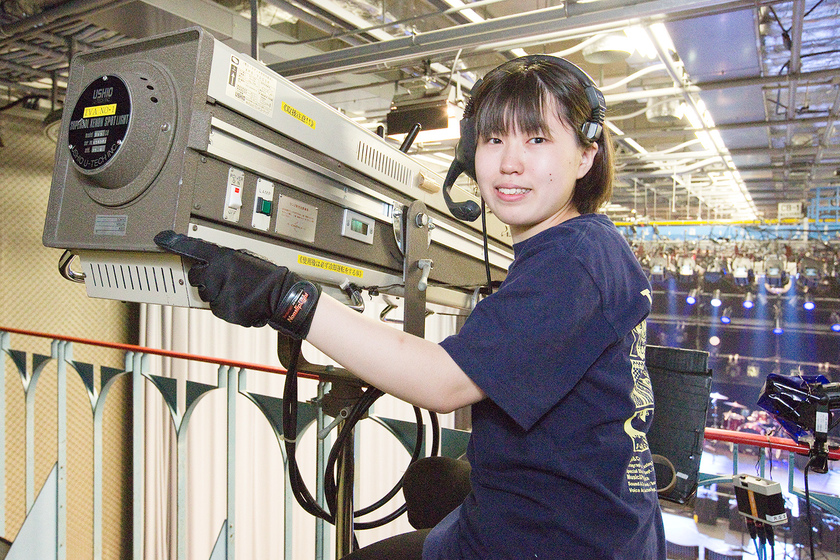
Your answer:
[704,549,743,560]
[665,540,699,559]
[341,457,471,559]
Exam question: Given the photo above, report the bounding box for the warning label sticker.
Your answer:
[225,55,276,117]
[297,255,363,279]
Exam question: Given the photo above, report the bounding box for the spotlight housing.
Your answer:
[731,256,753,287]
[797,256,822,289]
[764,256,787,288]
[831,313,840,333]
[649,255,668,282]
[710,289,722,308]
[803,294,815,311]
[720,307,732,324]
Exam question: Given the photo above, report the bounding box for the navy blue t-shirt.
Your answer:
[429,214,665,560]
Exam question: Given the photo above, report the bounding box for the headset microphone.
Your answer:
[441,88,482,222]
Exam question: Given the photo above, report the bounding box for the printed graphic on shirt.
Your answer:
[624,316,658,493]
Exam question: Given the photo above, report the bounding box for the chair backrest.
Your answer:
[704,549,743,560]
[402,456,472,530]
[646,345,712,504]
[665,540,699,560]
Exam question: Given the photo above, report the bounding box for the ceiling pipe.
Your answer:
[0,0,130,40]
[269,0,773,78]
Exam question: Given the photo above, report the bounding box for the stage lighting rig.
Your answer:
[758,373,840,473]
[764,255,787,288]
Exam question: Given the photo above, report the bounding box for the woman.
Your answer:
[156,55,665,560]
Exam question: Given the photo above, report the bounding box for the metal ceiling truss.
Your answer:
[2,0,840,227]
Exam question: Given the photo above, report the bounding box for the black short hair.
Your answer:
[470,56,613,215]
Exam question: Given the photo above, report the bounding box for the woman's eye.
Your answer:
[531,137,547,144]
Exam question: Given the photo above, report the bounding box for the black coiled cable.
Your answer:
[279,334,440,530]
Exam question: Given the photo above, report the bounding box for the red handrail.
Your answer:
[0,325,324,380]
[4,324,839,460]
[704,427,840,460]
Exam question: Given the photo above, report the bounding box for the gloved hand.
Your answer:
[154,230,320,339]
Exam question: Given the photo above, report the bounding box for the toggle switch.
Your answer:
[227,185,243,209]
[256,197,272,216]
[252,178,274,231]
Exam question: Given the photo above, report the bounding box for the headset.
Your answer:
[442,55,607,222]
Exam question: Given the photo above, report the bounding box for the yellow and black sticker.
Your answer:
[282,102,316,129]
[83,103,117,119]
[297,255,362,279]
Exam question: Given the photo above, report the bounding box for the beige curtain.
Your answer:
[140,295,458,559]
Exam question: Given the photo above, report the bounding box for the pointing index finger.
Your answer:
[154,230,217,264]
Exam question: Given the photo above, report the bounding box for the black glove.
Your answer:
[154,230,320,339]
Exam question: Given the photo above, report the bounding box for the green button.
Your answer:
[257,197,272,215]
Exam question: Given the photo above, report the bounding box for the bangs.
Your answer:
[474,75,561,139]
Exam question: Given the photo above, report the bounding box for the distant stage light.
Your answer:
[686,288,699,305]
[831,313,840,333]
[803,294,815,311]
[742,292,755,309]
[720,307,732,324]
[773,309,784,335]
[710,289,722,308]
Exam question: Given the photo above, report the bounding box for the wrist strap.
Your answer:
[271,280,321,339]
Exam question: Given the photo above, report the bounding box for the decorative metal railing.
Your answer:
[1,326,838,559]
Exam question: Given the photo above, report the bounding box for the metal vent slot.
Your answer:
[81,255,191,307]
[87,262,179,295]
[357,141,411,188]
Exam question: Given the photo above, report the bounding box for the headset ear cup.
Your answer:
[457,115,477,181]
[441,114,481,222]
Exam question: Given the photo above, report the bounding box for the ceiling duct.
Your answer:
[582,33,634,64]
[646,98,684,123]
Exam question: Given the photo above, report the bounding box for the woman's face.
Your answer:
[474,101,597,244]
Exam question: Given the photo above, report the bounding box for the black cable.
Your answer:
[276,322,445,531]
[324,386,383,515]
[805,456,817,560]
[353,406,424,521]
[480,199,493,296]
[281,337,334,522]
[766,525,775,560]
